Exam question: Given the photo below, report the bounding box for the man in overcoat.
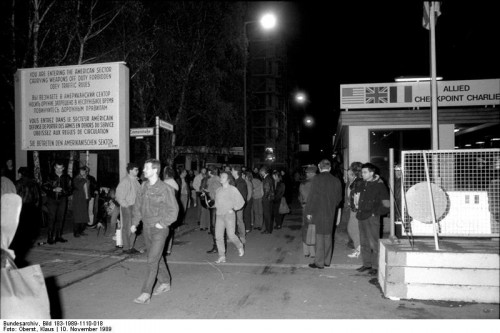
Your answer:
[304,159,342,269]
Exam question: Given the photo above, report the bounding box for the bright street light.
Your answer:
[304,116,314,127]
[260,13,277,30]
[295,92,307,104]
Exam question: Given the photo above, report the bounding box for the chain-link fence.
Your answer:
[401,149,500,237]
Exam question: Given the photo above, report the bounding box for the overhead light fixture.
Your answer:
[395,76,443,82]
[491,138,500,141]
[465,144,472,147]
[476,141,485,144]
[454,128,460,133]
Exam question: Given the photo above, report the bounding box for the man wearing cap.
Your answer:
[304,159,342,269]
[299,165,317,257]
[116,162,141,254]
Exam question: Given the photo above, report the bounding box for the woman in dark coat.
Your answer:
[272,171,287,229]
[72,166,90,237]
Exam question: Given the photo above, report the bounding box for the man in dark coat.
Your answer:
[260,166,275,234]
[353,163,389,276]
[304,159,342,269]
[42,160,72,244]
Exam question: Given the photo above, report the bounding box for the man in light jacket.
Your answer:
[115,163,141,254]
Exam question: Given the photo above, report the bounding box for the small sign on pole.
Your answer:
[159,119,174,132]
[130,127,154,137]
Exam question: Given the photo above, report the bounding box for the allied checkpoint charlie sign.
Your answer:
[15,62,130,179]
[340,78,500,109]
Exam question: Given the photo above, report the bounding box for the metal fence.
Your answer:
[401,149,500,237]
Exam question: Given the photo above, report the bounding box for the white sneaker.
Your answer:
[215,256,226,264]
[152,283,171,296]
[238,247,245,257]
[348,246,361,258]
[133,293,151,304]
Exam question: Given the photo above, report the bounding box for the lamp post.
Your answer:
[243,12,277,167]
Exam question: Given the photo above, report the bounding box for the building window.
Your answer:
[369,129,430,181]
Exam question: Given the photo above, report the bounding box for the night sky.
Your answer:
[271,1,500,156]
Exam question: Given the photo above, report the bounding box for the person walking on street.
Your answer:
[179,169,190,222]
[231,166,248,244]
[84,166,99,228]
[115,163,141,254]
[131,159,179,304]
[260,166,275,234]
[346,162,364,258]
[272,171,286,229]
[353,163,390,277]
[205,167,221,254]
[72,166,91,237]
[251,172,264,230]
[214,171,245,264]
[304,159,342,269]
[242,171,254,232]
[299,165,317,258]
[192,167,206,226]
[163,166,180,256]
[42,160,72,244]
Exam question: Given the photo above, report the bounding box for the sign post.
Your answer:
[155,117,174,162]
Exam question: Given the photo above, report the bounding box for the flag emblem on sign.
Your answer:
[365,87,388,103]
[341,87,364,104]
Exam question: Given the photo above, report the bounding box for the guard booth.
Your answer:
[334,79,500,303]
[334,79,500,180]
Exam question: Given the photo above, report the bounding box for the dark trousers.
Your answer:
[196,192,202,222]
[141,224,170,294]
[121,205,135,250]
[244,198,253,230]
[209,208,217,246]
[314,233,333,268]
[262,199,273,233]
[358,215,380,269]
[272,201,285,228]
[46,197,68,240]
[73,222,86,235]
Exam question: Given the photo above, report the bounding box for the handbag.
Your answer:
[305,223,316,246]
[1,249,51,319]
[279,197,290,214]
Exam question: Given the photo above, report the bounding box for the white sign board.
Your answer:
[340,79,500,109]
[130,127,154,137]
[17,62,125,150]
[159,119,174,132]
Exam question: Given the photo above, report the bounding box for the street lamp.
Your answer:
[295,91,307,104]
[304,116,314,127]
[243,12,277,167]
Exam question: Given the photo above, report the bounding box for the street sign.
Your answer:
[159,119,174,132]
[130,127,154,137]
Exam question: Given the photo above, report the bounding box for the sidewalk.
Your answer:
[25,205,200,288]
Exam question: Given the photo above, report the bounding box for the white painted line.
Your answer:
[32,248,361,270]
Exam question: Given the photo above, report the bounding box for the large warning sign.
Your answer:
[16,62,125,150]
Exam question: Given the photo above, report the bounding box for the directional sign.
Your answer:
[130,127,154,137]
[159,119,174,132]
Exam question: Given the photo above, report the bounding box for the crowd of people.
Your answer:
[2,156,392,304]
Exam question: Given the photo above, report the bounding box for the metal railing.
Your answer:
[400,149,500,237]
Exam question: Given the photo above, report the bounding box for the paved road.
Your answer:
[24,204,499,320]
